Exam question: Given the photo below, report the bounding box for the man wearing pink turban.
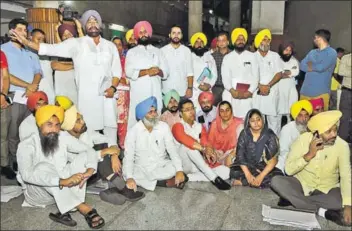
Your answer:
[309,98,324,116]
[196,91,217,132]
[125,21,169,128]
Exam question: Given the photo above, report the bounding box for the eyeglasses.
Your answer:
[182,107,195,113]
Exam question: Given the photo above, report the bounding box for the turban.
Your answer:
[290,100,313,120]
[58,24,78,38]
[61,105,78,131]
[133,21,153,39]
[55,96,73,110]
[125,29,134,42]
[80,10,102,32]
[308,110,342,134]
[309,98,324,110]
[211,38,217,48]
[190,32,208,47]
[35,105,64,127]
[163,90,180,107]
[198,91,214,104]
[26,91,48,112]
[231,28,248,45]
[135,96,157,120]
[254,29,272,48]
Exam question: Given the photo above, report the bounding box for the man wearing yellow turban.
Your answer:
[222,28,259,119]
[61,106,145,205]
[252,28,284,136]
[55,95,73,110]
[125,29,137,49]
[17,104,107,228]
[189,32,218,112]
[277,100,313,171]
[272,110,351,227]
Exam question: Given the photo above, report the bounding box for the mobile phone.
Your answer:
[198,116,205,124]
[313,131,323,147]
[5,95,13,105]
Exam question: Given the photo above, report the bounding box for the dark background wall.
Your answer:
[283,0,351,60]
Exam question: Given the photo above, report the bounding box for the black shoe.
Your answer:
[212,177,231,190]
[118,186,145,202]
[1,166,16,179]
[49,212,77,227]
[325,209,351,227]
[277,198,292,207]
[12,162,18,172]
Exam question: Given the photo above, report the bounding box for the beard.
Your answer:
[295,122,308,134]
[202,106,212,113]
[86,26,100,37]
[142,116,159,127]
[79,123,88,134]
[192,47,207,57]
[138,36,151,46]
[168,106,178,113]
[234,43,246,53]
[324,137,337,146]
[39,131,59,157]
[127,43,137,49]
[259,44,270,52]
[279,52,292,62]
[171,37,181,44]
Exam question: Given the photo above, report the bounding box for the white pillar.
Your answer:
[33,1,59,8]
[229,0,241,32]
[188,0,203,39]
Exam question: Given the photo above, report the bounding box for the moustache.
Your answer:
[40,132,59,157]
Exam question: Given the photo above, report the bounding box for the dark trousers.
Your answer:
[7,93,31,164]
[1,108,9,167]
[271,176,343,211]
[212,85,224,106]
[338,87,352,143]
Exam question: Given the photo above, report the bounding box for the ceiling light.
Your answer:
[209,9,213,14]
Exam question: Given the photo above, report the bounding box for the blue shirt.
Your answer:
[1,41,42,91]
[300,46,337,97]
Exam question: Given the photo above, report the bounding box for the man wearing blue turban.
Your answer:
[123,96,187,191]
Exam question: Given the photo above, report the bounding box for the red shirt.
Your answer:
[0,50,8,69]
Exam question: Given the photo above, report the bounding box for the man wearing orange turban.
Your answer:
[252,29,284,136]
[19,91,48,141]
[272,110,351,227]
[189,32,218,112]
[222,27,259,119]
[196,91,217,132]
[277,100,313,172]
[17,104,106,228]
[125,21,169,128]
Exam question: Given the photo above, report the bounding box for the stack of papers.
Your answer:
[262,204,321,230]
[86,179,109,195]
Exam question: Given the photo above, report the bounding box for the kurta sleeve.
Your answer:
[249,55,259,93]
[285,134,310,176]
[207,54,218,87]
[338,55,351,78]
[339,142,352,206]
[17,139,60,187]
[278,126,291,169]
[38,37,78,59]
[221,55,232,91]
[236,130,248,166]
[290,58,300,77]
[125,50,140,81]
[158,49,169,80]
[185,48,194,77]
[122,128,137,179]
[164,124,183,172]
[110,43,122,78]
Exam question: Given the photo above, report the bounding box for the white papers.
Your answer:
[1,186,23,202]
[86,179,109,195]
[13,90,28,105]
[262,204,321,230]
[116,85,130,91]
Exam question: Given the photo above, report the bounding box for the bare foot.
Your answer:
[77,203,102,227]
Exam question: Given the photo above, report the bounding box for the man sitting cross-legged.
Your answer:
[123,96,187,191]
[60,105,145,205]
[17,105,105,229]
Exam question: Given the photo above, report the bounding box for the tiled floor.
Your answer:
[0,176,349,230]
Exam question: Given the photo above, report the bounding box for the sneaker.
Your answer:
[325,209,351,227]
[1,166,16,179]
[118,186,145,202]
[212,177,231,190]
[99,188,126,205]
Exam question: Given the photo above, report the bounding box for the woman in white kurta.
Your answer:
[191,51,218,111]
[222,49,259,119]
[125,44,169,129]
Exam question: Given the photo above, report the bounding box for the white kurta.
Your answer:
[39,59,55,104]
[54,69,78,105]
[19,114,36,142]
[161,44,193,96]
[195,106,217,132]
[277,121,301,172]
[123,121,183,191]
[222,50,259,118]
[252,50,284,116]
[38,36,122,131]
[278,56,299,115]
[16,133,98,214]
[125,45,169,128]
[191,52,218,110]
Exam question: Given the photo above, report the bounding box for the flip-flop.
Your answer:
[49,212,77,227]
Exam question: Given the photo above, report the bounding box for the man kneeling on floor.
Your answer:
[271,110,351,227]
[123,96,187,191]
[60,105,145,204]
[17,105,105,229]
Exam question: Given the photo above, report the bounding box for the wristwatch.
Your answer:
[110,85,117,93]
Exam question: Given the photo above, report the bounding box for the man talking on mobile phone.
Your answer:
[271,110,351,227]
